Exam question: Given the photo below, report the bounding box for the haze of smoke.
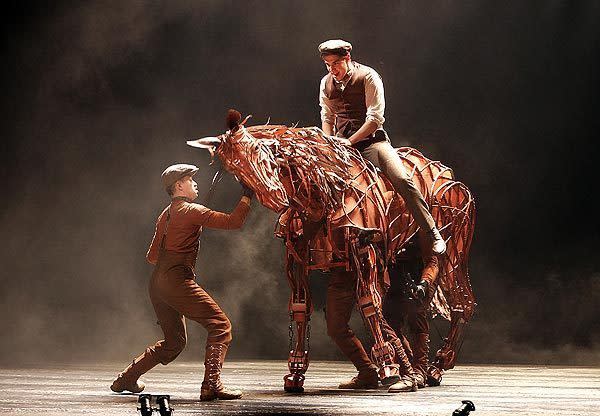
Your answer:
[1,1,599,367]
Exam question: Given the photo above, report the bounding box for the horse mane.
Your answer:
[243,125,372,212]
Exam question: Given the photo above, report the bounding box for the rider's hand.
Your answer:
[326,134,352,146]
[335,137,352,146]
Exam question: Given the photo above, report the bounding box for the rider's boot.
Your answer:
[388,342,418,393]
[200,343,242,401]
[411,333,430,388]
[429,226,446,256]
[111,348,160,393]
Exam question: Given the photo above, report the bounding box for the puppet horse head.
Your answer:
[187,110,367,224]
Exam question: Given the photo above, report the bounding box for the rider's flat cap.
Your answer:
[161,163,199,189]
[318,39,352,56]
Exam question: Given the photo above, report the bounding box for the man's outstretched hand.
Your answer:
[241,183,254,198]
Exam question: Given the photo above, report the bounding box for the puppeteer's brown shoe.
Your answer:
[110,373,145,393]
[413,372,427,389]
[388,375,418,393]
[200,343,242,401]
[200,384,243,401]
[338,368,379,389]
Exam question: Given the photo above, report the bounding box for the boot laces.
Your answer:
[204,344,225,390]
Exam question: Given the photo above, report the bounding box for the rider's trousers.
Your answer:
[360,140,436,232]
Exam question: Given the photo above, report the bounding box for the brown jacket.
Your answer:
[146,196,251,265]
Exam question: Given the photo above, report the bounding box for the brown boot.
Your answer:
[412,333,430,388]
[338,366,379,389]
[111,349,160,393]
[200,343,242,401]
[387,341,417,393]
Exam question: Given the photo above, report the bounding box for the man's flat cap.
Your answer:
[318,39,352,56]
[161,163,199,189]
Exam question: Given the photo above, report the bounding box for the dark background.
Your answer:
[1,1,598,366]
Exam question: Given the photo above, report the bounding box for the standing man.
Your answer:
[111,164,253,401]
[384,232,440,390]
[317,39,446,256]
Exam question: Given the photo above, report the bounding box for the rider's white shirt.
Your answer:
[319,62,386,130]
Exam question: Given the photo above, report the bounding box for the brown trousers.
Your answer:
[384,296,429,337]
[145,250,232,365]
[326,268,399,373]
[383,282,430,376]
[361,140,436,232]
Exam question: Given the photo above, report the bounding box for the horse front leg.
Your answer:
[283,252,312,393]
[351,241,400,385]
[427,310,467,386]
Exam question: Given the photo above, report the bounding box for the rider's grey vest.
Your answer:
[323,62,370,138]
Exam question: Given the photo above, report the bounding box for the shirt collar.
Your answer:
[171,196,191,203]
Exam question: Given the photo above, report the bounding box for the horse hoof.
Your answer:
[284,385,305,393]
[284,373,305,393]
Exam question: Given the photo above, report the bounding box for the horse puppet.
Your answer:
[187,112,475,392]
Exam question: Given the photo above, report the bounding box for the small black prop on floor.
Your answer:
[156,395,174,416]
[137,394,174,416]
[137,394,153,416]
[452,400,475,416]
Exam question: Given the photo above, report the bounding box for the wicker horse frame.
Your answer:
[188,122,475,391]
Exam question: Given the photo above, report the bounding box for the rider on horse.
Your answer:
[317,39,446,391]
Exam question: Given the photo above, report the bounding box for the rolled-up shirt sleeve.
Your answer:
[319,76,335,126]
[364,69,385,128]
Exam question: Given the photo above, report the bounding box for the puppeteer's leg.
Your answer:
[381,276,421,392]
[110,348,162,394]
[326,268,379,389]
[111,277,186,393]
[412,332,430,388]
[379,317,418,392]
[163,276,241,401]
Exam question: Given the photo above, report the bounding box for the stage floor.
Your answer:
[1,360,598,415]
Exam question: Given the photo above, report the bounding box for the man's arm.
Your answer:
[347,68,386,145]
[190,196,252,230]
[322,121,334,136]
[319,76,335,136]
[347,120,379,145]
[146,213,165,265]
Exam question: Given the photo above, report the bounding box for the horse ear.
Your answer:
[226,109,242,131]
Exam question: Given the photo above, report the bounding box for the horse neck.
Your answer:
[281,177,327,223]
